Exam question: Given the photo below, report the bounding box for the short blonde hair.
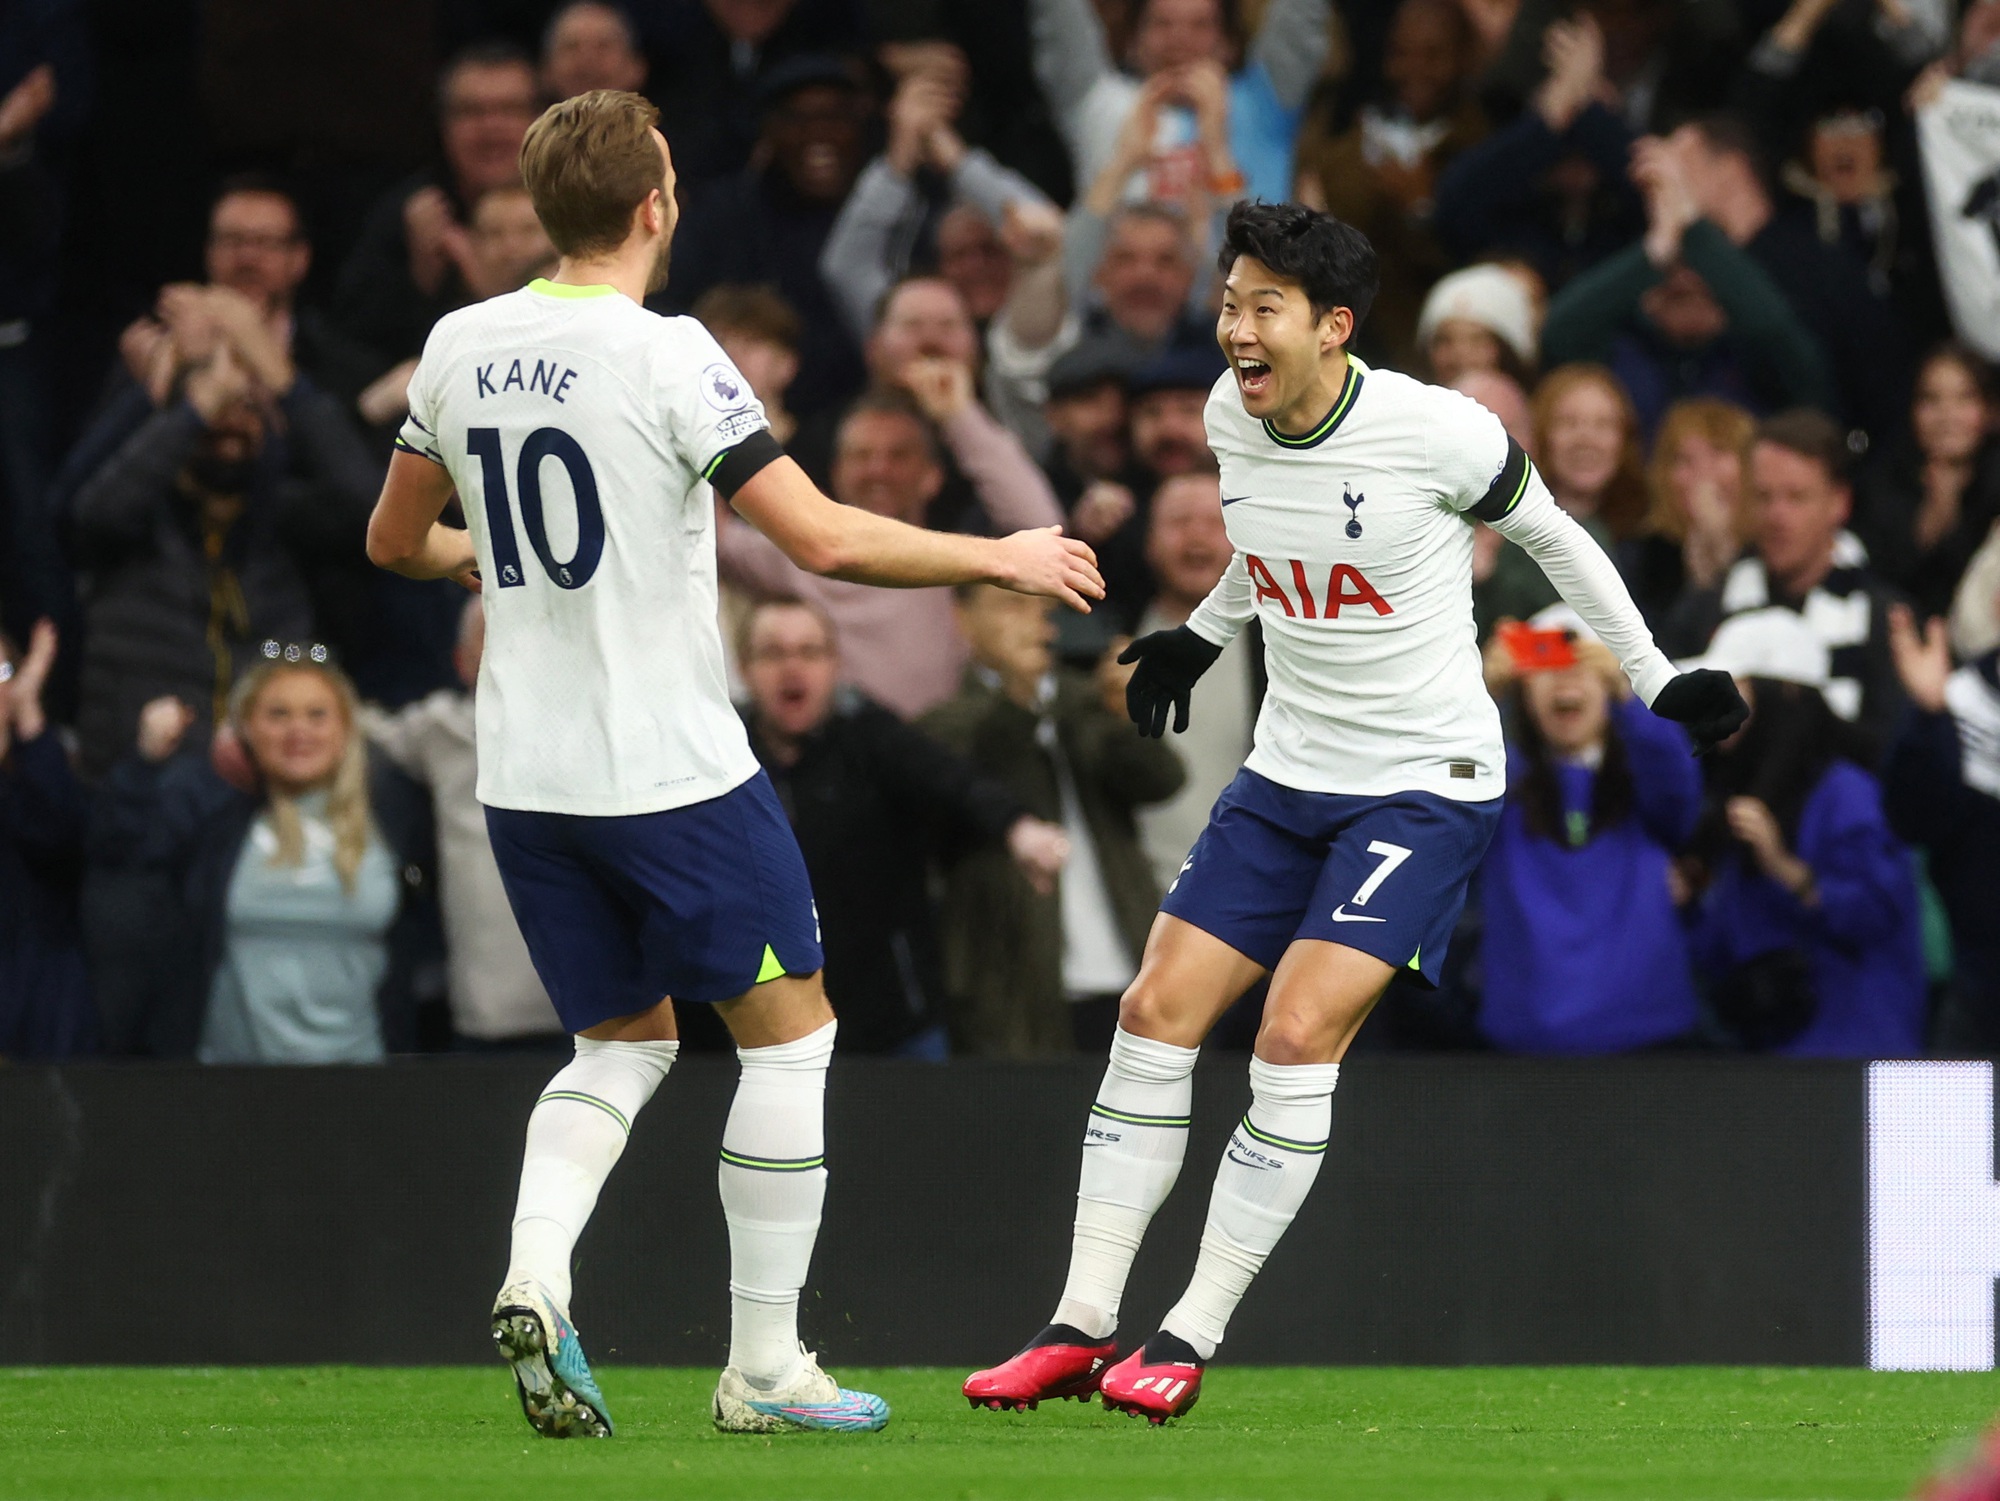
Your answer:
[519,89,662,257]
[1645,398,1758,544]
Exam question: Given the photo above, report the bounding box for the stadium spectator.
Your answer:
[694,283,803,445]
[0,619,92,1059]
[647,0,869,190]
[1414,262,1538,387]
[1852,343,2000,621]
[363,600,561,1050]
[1294,0,1486,369]
[737,597,1071,1057]
[1132,472,1258,892]
[1883,603,2000,1054]
[716,391,1063,718]
[1432,14,1645,292]
[1623,397,1757,628]
[1029,0,1332,209]
[1039,339,1139,510]
[1477,364,1646,634]
[921,583,1183,1055]
[1453,369,1535,456]
[89,650,418,1062]
[664,55,871,419]
[67,332,382,778]
[1681,608,1925,1058]
[1663,409,1905,761]
[818,48,1055,348]
[1674,113,1913,449]
[1472,0,1741,134]
[1477,605,1701,1054]
[540,2,647,101]
[332,44,541,366]
[1540,131,1835,438]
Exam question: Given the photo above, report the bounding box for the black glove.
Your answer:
[1119,625,1225,737]
[1650,668,1749,754]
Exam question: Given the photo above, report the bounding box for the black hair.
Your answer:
[1687,677,1870,869]
[1216,200,1379,331]
[1687,111,1775,199]
[438,40,537,110]
[209,171,307,242]
[1510,681,1636,848]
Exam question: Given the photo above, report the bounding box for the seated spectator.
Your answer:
[90,651,416,1062]
[1030,0,1332,209]
[1294,0,1486,369]
[363,600,562,1050]
[1477,364,1646,633]
[664,55,871,419]
[1681,608,1925,1058]
[717,391,1062,718]
[694,283,803,445]
[648,0,869,190]
[1884,603,2000,1054]
[333,44,541,367]
[1664,409,1905,759]
[0,619,92,1059]
[921,583,1183,1055]
[1476,605,1701,1053]
[1624,397,1757,628]
[1133,472,1257,891]
[1433,14,1645,292]
[818,46,1055,348]
[1853,343,2000,620]
[737,597,1070,1057]
[68,333,382,778]
[989,200,1220,435]
[1674,112,1912,449]
[1415,262,1538,386]
[540,1,647,101]
[1541,131,1835,438]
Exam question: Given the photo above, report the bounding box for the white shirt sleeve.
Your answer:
[394,347,445,465]
[1187,549,1256,648]
[656,321,772,481]
[1430,386,1678,707]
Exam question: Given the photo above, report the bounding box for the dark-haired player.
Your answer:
[963,203,1745,1422]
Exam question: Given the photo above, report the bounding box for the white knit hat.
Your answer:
[1416,264,1539,366]
[1679,608,1830,690]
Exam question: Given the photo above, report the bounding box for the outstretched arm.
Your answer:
[727,446,1103,611]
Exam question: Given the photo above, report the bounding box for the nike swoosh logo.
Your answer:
[1329,905,1385,923]
[1222,495,1252,506]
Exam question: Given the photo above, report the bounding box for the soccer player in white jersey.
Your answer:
[963,202,1746,1422]
[365,91,1102,1440]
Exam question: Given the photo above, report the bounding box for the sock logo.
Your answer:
[1084,1126,1122,1146]
[1223,1130,1281,1171]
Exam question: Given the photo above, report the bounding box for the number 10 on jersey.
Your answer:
[468,426,605,590]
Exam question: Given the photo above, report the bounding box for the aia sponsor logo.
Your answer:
[1245,554,1392,619]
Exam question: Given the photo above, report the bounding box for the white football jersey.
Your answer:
[398,279,769,815]
[1187,358,1676,802]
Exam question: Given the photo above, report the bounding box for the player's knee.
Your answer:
[1116,974,1181,1041]
[1254,1008,1335,1067]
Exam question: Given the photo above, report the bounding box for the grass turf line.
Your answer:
[5,1366,1996,1501]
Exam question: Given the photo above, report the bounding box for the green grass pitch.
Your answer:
[6,1366,1996,1500]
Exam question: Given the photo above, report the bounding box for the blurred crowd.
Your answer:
[3,0,2000,1063]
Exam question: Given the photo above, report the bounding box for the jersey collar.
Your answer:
[1261,356,1364,450]
[527,277,617,300]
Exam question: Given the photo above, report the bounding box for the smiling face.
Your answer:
[743,602,838,741]
[1098,214,1195,345]
[206,192,309,315]
[1131,0,1225,74]
[831,408,943,522]
[1522,660,1610,757]
[1130,387,1210,477]
[1750,440,1847,592]
[241,668,349,795]
[767,83,865,203]
[1427,317,1502,386]
[1146,472,1232,609]
[1543,378,1627,510]
[867,278,978,379]
[1913,352,1989,466]
[1217,254,1349,426]
[441,58,541,200]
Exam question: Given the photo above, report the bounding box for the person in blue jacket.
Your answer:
[1682,608,1926,1057]
[1477,605,1703,1053]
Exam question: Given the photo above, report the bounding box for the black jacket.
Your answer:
[0,732,92,1058]
[1852,438,2000,620]
[743,693,1024,1053]
[84,748,430,1058]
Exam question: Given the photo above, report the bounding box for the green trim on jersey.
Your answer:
[527,278,618,300]
[1260,357,1363,450]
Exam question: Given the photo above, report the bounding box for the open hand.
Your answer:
[900,356,976,422]
[1119,624,1223,736]
[1006,815,1070,894]
[991,525,1104,614]
[1887,602,1951,712]
[137,697,198,763]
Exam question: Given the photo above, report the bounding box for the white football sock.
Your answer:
[1051,1027,1199,1340]
[507,1036,680,1310]
[719,1019,836,1389]
[1162,1057,1339,1360]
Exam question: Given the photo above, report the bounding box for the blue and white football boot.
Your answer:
[712,1345,890,1434]
[490,1279,614,1438]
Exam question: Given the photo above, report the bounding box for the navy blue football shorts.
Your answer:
[485,770,823,1033]
[1158,767,1502,985]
